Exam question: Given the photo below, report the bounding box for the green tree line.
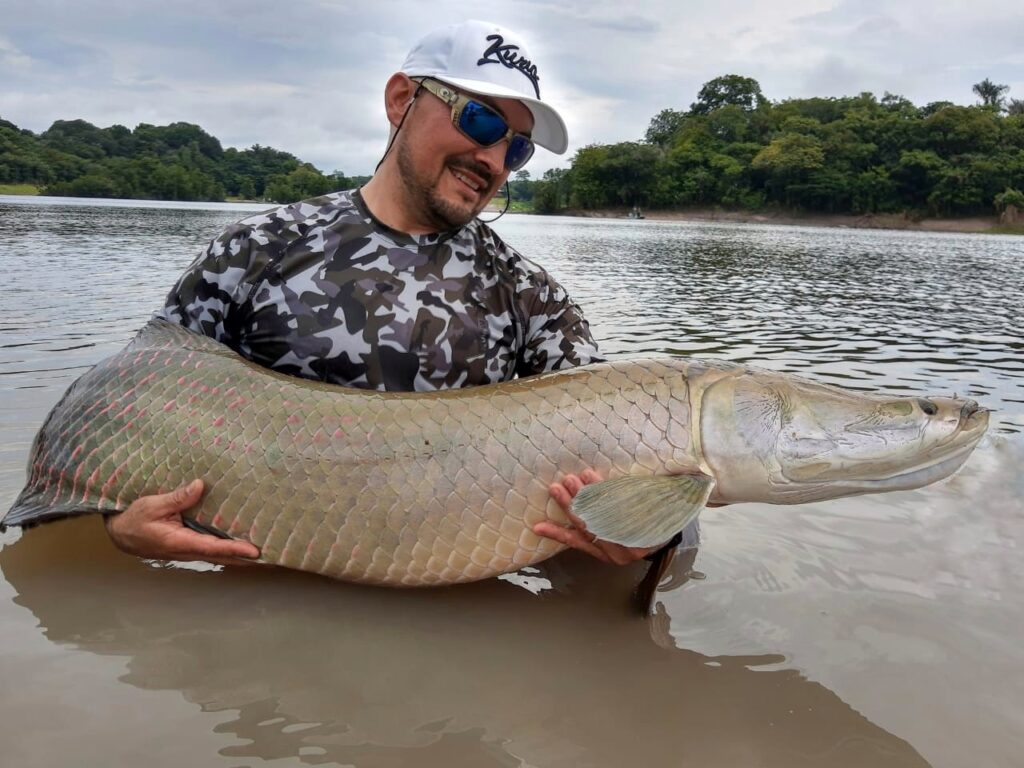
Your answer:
[0,117,368,203]
[527,75,1024,218]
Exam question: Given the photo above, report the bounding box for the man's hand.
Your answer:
[104,479,260,566]
[533,469,662,564]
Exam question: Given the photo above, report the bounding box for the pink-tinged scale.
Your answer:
[69,463,87,497]
[96,400,121,417]
[177,376,188,386]
[81,466,103,502]
[213,416,226,427]
[162,401,176,413]
[213,436,223,446]
[100,460,130,501]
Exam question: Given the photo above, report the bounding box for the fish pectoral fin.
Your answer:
[570,474,714,549]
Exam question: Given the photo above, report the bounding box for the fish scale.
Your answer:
[3,319,989,588]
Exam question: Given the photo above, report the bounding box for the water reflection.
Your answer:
[1,519,929,767]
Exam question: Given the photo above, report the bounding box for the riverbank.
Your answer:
[557,207,1024,235]
[0,184,40,195]
[5,185,1020,235]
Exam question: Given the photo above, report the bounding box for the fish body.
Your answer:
[2,320,988,586]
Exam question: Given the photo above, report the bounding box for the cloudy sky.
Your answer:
[2,0,1022,177]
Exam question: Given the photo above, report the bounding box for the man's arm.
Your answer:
[106,226,263,562]
[536,470,661,564]
[105,480,260,565]
[509,276,663,563]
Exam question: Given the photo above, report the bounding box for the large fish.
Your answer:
[3,320,988,593]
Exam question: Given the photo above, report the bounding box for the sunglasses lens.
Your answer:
[458,100,509,145]
[505,135,535,171]
[456,95,536,171]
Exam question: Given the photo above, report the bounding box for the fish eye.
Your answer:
[917,398,939,416]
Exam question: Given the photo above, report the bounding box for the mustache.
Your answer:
[448,160,494,188]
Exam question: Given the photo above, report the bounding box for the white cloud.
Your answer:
[1,0,1022,177]
[0,36,35,72]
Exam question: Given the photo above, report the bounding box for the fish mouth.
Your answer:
[846,405,990,490]
[781,405,990,491]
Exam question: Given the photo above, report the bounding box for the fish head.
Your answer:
[699,369,990,504]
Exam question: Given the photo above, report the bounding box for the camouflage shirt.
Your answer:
[160,189,602,391]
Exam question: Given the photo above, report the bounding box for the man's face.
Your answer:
[395,81,534,231]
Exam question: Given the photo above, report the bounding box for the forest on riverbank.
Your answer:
[522,76,1024,221]
[0,118,368,203]
[2,74,1023,222]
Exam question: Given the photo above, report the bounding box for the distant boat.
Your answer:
[627,205,645,220]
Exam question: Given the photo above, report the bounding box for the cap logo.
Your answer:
[477,34,540,98]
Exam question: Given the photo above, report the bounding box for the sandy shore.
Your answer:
[553,207,1024,235]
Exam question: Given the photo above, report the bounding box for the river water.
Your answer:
[0,195,1021,768]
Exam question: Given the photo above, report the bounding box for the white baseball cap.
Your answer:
[399,20,569,154]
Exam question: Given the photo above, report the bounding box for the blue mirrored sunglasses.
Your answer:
[416,78,535,172]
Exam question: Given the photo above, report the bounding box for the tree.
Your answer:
[923,106,1000,157]
[645,109,686,146]
[264,163,332,202]
[752,134,826,206]
[1008,99,1024,117]
[994,187,1024,210]
[919,101,954,119]
[533,168,570,213]
[510,169,533,202]
[689,75,766,115]
[972,78,1009,111]
[892,149,948,208]
[569,142,663,208]
[880,92,916,115]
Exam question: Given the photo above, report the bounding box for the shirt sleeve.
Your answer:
[158,223,262,345]
[515,272,604,377]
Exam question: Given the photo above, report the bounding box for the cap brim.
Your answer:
[411,73,568,155]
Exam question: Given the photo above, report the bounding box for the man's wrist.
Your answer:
[643,530,684,561]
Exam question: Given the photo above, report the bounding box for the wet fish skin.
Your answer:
[3,320,989,586]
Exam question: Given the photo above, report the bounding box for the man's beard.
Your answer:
[396,140,491,232]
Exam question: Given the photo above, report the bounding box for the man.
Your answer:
[104,20,664,569]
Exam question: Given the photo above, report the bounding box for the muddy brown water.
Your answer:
[1,196,1022,767]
